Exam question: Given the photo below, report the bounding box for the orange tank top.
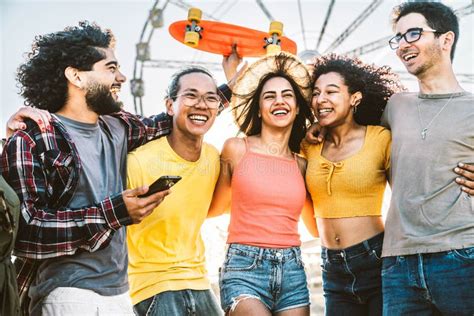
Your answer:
[227,138,306,248]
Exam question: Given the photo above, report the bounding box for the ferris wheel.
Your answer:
[131,0,473,115]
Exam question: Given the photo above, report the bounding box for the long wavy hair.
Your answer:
[233,54,314,153]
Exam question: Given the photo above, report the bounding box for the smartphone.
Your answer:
[139,175,182,198]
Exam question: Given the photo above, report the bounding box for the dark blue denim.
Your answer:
[219,243,310,313]
[321,232,383,316]
[134,289,222,316]
[382,247,474,316]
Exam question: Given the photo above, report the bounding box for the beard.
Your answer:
[410,43,443,77]
[85,83,123,115]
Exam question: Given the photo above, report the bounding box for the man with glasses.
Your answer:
[126,67,224,316]
[381,2,474,315]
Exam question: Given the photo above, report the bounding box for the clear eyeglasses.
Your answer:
[173,92,221,109]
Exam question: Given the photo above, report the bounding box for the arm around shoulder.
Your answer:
[1,132,130,260]
[112,111,172,152]
[301,193,318,238]
[207,137,246,218]
[378,127,392,184]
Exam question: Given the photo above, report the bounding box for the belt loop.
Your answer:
[290,247,298,264]
[363,239,371,252]
[258,247,264,264]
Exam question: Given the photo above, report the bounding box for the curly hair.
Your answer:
[392,2,459,61]
[17,21,115,112]
[312,54,404,125]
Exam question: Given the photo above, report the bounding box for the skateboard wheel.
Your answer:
[184,31,200,47]
[266,44,281,55]
[188,8,202,23]
[269,21,283,36]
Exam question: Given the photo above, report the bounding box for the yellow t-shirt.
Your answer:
[126,137,220,304]
[303,125,391,218]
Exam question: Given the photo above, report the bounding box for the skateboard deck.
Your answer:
[169,20,297,57]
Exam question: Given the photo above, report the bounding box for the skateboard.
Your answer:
[168,8,297,57]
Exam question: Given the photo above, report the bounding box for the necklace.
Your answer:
[416,95,454,140]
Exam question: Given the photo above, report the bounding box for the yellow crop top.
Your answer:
[302,125,391,218]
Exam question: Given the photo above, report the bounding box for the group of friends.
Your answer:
[0,1,473,316]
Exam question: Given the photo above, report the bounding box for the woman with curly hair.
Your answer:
[208,52,316,316]
[301,54,404,315]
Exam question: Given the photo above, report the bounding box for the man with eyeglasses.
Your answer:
[381,2,474,315]
[126,67,225,316]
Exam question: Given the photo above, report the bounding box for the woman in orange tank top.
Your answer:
[208,52,317,316]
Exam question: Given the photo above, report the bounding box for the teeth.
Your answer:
[272,109,288,116]
[403,53,417,61]
[318,108,332,114]
[110,87,120,94]
[189,114,208,122]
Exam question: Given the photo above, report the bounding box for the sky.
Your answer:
[1,0,473,147]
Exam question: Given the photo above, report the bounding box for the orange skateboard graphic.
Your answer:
[169,8,297,57]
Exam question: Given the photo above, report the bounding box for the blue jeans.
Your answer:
[321,232,383,316]
[219,243,310,313]
[133,289,222,316]
[382,247,474,316]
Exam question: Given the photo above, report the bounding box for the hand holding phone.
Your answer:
[138,175,182,198]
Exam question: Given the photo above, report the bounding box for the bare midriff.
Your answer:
[317,216,384,249]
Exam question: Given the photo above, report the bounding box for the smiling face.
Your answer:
[259,76,298,129]
[312,72,360,128]
[82,47,126,115]
[166,72,218,138]
[395,13,444,77]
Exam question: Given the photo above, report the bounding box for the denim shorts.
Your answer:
[219,243,310,313]
[321,232,383,315]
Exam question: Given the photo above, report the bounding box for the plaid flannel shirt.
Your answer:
[1,110,171,300]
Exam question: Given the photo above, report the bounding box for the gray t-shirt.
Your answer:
[29,114,129,309]
[381,91,474,257]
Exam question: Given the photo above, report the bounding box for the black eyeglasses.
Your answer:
[388,27,439,50]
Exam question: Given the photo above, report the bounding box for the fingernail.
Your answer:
[458,162,464,167]
[454,168,460,172]
[455,177,461,182]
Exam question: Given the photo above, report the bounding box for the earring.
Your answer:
[352,106,358,114]
[258,112,261,118]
